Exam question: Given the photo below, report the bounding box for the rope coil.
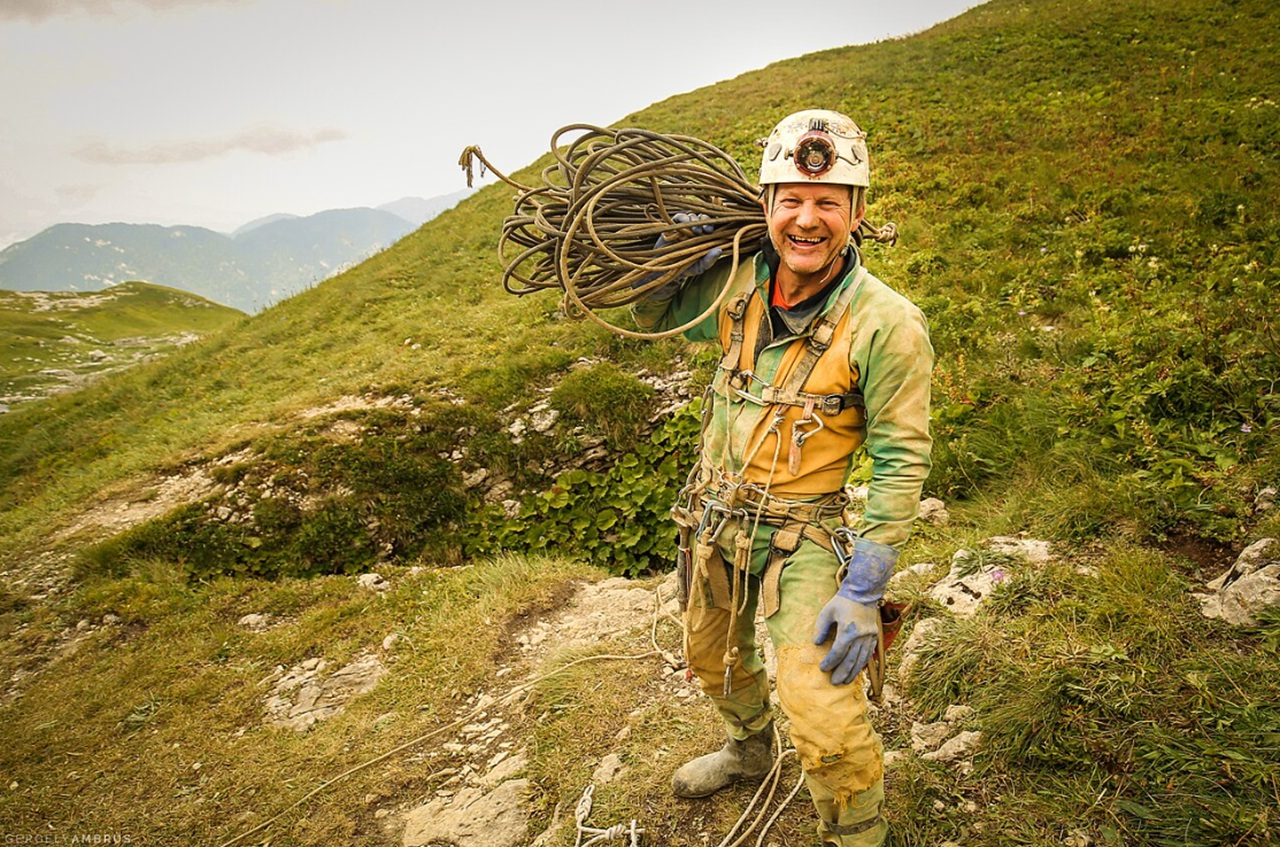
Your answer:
[459,124,897,339]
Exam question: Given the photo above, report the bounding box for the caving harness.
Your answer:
[671,264,905,702]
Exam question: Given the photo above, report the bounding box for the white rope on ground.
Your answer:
[715,743,804,847]
[575,783,644,847]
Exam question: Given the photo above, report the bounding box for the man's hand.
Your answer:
[813,596,880,685]
[663,211,715,241]
[633,213,721,292]
[679,245,723,278]
[813,534,898,685]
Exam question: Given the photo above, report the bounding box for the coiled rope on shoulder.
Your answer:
[459,125,897,340]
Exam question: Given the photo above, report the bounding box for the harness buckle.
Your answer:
[727,369,755,392]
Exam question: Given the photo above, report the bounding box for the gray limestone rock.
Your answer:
[237,613,271,631]
[928,536,1054,617]
[592,753,625,785]
[265,653,387,732]
[910,720,954,753]
[1197,538,1280,626]
[921,730,983,763]
[401,778,531,847]
[918,497,950,526]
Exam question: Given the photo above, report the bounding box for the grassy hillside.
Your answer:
[0,281,244,407]
[1,0,1278,844]
[1,0,1276,558]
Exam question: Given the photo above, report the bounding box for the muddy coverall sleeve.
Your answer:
[852,299,934,549]
[630,261,735,343]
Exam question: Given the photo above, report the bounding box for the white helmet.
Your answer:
[758,109,869,188]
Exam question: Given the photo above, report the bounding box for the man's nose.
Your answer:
[796,201,820,227]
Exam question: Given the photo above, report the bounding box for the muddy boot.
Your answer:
[671,721,775,798]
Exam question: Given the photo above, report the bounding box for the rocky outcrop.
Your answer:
[401,778,532,847]
[264,653,388,732]
[387,574,672,846]
[1196,538,1280,626]
[912,705,982,768]
[926,536,1054,617]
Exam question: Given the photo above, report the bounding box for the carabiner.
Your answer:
[830,525,858,567]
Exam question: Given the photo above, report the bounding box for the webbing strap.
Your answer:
[696,538,733,612]
[756,384,864,416]
[825,806,883,836]
[761,526,802,618]
[760,522,840,618]
[720,266,866,415]
[716,267,756,377]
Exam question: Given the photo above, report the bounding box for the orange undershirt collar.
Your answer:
[770,282,799,310]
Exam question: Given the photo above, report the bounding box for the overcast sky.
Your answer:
[0,0,976,249]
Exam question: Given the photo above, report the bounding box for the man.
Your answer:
[631,109,933,846]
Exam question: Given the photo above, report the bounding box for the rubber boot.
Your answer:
[671,721,775,798]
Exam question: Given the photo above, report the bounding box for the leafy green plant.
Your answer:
[468,400,701,577]
[78,406,470,580]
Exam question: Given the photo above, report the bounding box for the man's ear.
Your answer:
[851,207,866,234]
[850,187,866,233]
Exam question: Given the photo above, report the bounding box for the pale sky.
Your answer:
[0,0,976,249]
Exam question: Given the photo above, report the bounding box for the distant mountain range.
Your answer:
[0,189,473,313]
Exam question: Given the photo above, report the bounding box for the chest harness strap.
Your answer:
[721,266,867,414]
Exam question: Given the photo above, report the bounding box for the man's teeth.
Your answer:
[791,236,822,244]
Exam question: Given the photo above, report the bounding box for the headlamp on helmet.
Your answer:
[758,109,870,189]
[793,121,839,177]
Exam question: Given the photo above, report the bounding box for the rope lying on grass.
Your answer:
[459,125,898,340]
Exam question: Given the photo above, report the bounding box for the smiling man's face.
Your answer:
[763,183,863,292]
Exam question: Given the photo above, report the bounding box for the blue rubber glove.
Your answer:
[813,536,898,685]
[633,213,722,292]
[666,211,715,240]
[663,213,723,276]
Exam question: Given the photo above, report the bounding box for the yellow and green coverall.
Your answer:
[633,245,933,844]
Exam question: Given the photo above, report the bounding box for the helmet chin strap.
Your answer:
[815,251,844,288]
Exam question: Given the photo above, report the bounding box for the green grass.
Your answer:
[0,0,1278,843]
[0,553,600,844]
[900,543,1280,845]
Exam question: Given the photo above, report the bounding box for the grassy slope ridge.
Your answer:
[0,281,244,406]
[1,0,1278,844]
